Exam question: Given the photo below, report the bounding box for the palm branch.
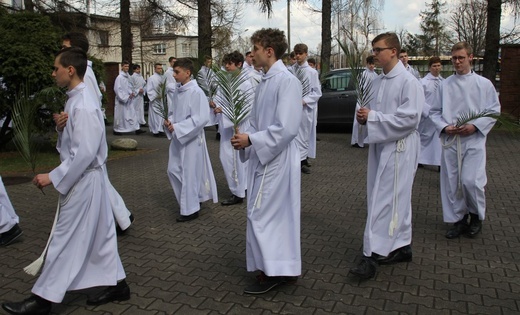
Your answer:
[197,67,218,101]
[11,84,42,181]
[455,109,519,132]
[288,66,310,98]
[337,39,374,108]
[152,79,169,120]
[212,68,253,129]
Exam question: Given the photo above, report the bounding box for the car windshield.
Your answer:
[322,70,354,92]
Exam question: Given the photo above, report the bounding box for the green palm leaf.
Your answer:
[197,67,218,101]
[455,109,519,132]
[212,68,253,129]
[337,39,374,108]
[152,79,169,120]
[11,84,41,174]
[288,66,310,98]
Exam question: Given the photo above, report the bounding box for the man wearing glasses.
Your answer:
[349,32,424,279]
[430,42,500,239]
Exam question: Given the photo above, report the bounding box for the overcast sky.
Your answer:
[237,0,517,55]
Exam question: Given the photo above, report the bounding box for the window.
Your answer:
[98,30,109,47]
[322,70,354,91]
[181,43,190,57]
[154,43,166,55]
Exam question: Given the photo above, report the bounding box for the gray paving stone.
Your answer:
[1,129,520,314]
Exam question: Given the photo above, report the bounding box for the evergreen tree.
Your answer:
[419,0,449,55]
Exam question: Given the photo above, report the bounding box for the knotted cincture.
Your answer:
[389,138,406,237]
[442,134,463,198]
[252,163,269,216]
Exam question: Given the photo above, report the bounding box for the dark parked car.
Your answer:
[317,68,357,132]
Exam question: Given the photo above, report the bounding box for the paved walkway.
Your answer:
[2,127,520,315]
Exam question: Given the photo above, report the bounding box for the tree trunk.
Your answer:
[320,0,332,79]
[198,0,212,60]
[482,0,501,85]
[23,0,34,11]
[120,0,133,65]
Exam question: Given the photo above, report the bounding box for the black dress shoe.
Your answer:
[113,131,123,136]
[0,223,23,246]
[349,256,377,279]
[243,272,297,295]
[2,295,52,315]
[352,143,361,148]
[466,213,482,238]
[135,129,146,135]
[86,280,130,306]
[375,245,412,265]
[176,212,199,222]
[445,215,469,239]
[221,195,244,206]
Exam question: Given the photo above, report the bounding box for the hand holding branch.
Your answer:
[356,107,370,125]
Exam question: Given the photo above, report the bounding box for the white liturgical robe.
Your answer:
[32,83,125,303]
[430,71,500,223]
[114,71,139,132]
[84,62,132,231]
[418,72,443,166]
[165,80,218,215]
[131,72,147,125]
[293,61,322,160]
[362,61,424,257]
[240,60,302,276]
[0,176,19,233]
[146,73,166,134]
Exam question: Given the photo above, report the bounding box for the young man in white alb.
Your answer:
[131,64,147,126]
[231,28,302,294]
[430,42,500,239]
[2,47,129,315]
[418,56,444,167]
[350,32,424,280]
[214,51,253,206]
[292,43,322,174]
[164,58,218,223]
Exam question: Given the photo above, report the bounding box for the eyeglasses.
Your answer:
[371,47,393,54]
[451,56,467,62]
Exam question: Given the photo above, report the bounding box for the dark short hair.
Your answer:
[132,64,141,70]
[223,51,244,66]
[122,60,130,66]
[293,43,308,54]
[250,28,288,60]
[308,58,316,65]
[245,51,251,57]
[428,56,442,67]
[168,56,177,63]
[372,32,401,54]
[290,51,295,58]
[154,63,163,67]
[204,55,212,61]
[62,32,89,53]
[173,58,194,74]
[56,47,87,80]
[400,49,407,54]
[366,55,375,64]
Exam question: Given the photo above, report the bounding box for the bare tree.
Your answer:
[448,0,487,55]
[337,0,384,57]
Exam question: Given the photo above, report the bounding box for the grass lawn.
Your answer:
[0,149,153,177]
